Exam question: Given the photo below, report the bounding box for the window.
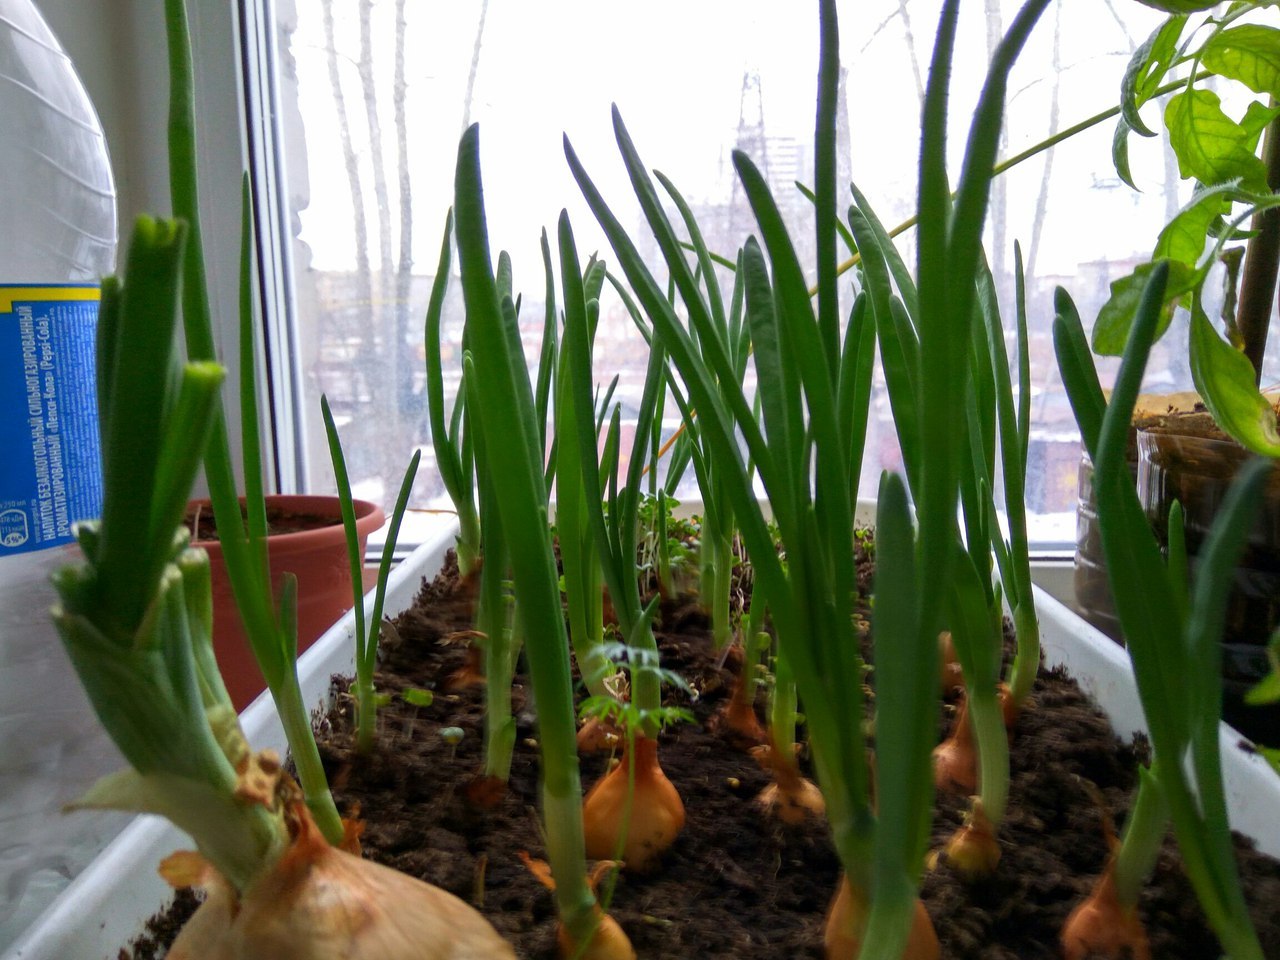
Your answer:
[246,0,1280,551]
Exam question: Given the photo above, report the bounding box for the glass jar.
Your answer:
[1073,444,1142,643]
[1136,428,1280,744]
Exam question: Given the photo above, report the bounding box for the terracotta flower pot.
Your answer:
[188,494,385,710]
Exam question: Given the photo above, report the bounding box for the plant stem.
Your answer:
[1007,600,1040,708]
[771,651,798,753]
[1236,104,1280,383]
[707,528,734,651]
[970,688,1010,827]
[277,668,344,843]
[1113,765,1169,909]
[454,124,599,945]
[477,494,515,783]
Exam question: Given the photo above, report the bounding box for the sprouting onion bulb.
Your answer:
[166,799,516,960]
[521,854,636,960]
[823,875,939,960]
[933,694,978,795]
[1060,867,1150,960]
[582,735,684,871]
[752,740,825,824]
[942,798,1001,879]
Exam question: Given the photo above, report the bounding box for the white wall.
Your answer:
[39,0,257,491]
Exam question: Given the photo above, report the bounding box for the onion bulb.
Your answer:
[932,694,977,795]
[823,875,939,960]
[1060,866,1150,960]
[582,735,684,871]
[751,740,824,824]
[164,801,515,960]
[520,854,636,960]
[942,798,1001,880]
[715,646,767,746]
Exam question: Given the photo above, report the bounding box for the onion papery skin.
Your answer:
[582,735,684,871]
[932,694,978,795]
[751,741,825,824]
[1060,867,1151,960]
[942,800,1002,880]
[715,651,767,746]
[823,875,940,960]
[167,805,515,960]
[556,912,637,960]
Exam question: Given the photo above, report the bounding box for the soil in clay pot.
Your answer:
[121,546,1280,960]
[183,502,343,541]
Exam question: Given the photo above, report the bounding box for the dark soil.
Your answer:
[183,502,341,542]
[120,548,1280,960]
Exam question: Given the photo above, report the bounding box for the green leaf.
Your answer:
[1114,117,1139,190]
[403,687,434,708]
[1122,14,1189,136]
[1165,89,1271,192]
[1239,99,1280,155]
[1153,186,1235,264]
[1202,25,1280,97]
[868,471,932,887]
[1092,260,1198,354]
[1246,629,1280,706]
[1132,0,1220,11]
[1189,307,1280,455]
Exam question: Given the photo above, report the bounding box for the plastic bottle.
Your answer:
[0,0,118,943]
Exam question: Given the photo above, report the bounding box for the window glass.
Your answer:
[269,0,1280,549]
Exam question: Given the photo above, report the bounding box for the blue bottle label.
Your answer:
[0,285,102,555]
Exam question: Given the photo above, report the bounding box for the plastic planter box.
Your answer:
[5,521,1277,959]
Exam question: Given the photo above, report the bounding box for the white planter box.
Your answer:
[3,526,455,960]
[5,522,1277,959]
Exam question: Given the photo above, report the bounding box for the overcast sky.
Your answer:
[289,0,1170,288]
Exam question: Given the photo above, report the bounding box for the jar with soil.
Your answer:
[1074,397,1208,643]
[1135,417,1280,745]
[1073,447,1129,641]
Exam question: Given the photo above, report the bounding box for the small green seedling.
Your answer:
[404,688,435,708]
[441,726,465,760]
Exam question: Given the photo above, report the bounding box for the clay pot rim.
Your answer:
[186,494,385,550]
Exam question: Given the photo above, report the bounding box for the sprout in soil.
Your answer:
[452,123,634,959]
[321,393,420,756]
[441,727,465,761]
[579,638,694,871]
[163,0,345,845]
[564,0,1052,951]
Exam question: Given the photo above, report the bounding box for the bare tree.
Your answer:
[358,0,399,464]
[895,0,924,103]
[393,0,416,441]
[321,0,373,412]
[985,0,1008,286]
[1024,0,1062,282]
